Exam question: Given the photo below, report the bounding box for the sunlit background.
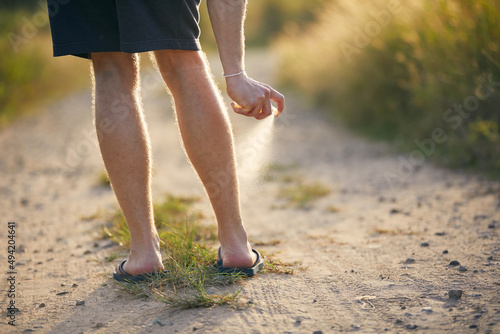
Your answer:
[2,0,499,176]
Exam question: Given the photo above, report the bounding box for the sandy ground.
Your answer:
[1,50,499,334]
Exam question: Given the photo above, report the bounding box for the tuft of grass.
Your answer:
[278,180,331,209]
[97,170,111,188]
[104,252,121,263]
[326,205,341,213]
[99,194,261,309]
[373,228,419,236]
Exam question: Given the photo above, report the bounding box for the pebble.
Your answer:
[443,250,449,254]
[76,300,85,306]
[422,307,433,313]
[488,221,496,229]
[83,250,92,255]
[448,290,463,299]
[469,325,478,328]
[421,242,430,247]
[38,303,45,308]
[56,291,69,296]
[458,266,467,272]
[449,260,460,266]
[405,258,416,264]
[406,324,418,330]
[313,331,323,334]
[72,283,78,288]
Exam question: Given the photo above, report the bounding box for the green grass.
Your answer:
[276,0,500,177]
[278,178,331,209]
[98,194,300,309]
[97,170,111,188]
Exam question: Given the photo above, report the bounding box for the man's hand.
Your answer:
[226,74,285,120]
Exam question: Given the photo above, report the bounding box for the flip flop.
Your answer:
[217,247,264,277]
[113,260,167,283]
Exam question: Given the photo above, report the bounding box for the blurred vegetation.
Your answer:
[276,0,500,176]
[1,0,328,127]
[0,6,88,127]
[199,0,331,49]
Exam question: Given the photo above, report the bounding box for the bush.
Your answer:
[275,0,500,176]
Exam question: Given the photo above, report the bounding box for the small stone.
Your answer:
[76,300,85,306]
[458,266,467,272]
[150,318,164,326]
[406,324,418,330]
[487,256,493,261]
[72,284,78,288]
[449,260,460,266]
[390,209,401,214]
[421,242,430,247]
[61,283,66,287]
[474,314,482,319]
[313,331,323,334]
[488,221,496,229]
[422,307,432,313]
[93,323,104,328]
[448,290,463,299]
[401,306,406,310]
[395,319,404,325]
[56,291,69,296]
[405,258,416,264]
[83,250,92,255]
[435,232,446,236]
[443,250,449,254]
[38,303,46,308]
[469,325,478,328]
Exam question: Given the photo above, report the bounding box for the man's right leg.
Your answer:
[153,50,257,269]
[91,52,163,276]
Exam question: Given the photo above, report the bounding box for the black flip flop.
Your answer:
[217,247,264,277]
[113,260,166,283]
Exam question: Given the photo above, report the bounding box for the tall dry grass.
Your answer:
[275,0,500,176]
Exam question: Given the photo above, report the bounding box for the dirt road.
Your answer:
[1,51,499,333]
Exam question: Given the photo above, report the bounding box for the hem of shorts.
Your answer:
[53,39,201,59]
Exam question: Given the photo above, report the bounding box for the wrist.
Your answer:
[223,69,246,78]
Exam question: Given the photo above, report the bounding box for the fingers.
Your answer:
[269,88,285,116]
[229,79,284,119]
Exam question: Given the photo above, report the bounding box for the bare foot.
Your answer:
[115,250,164,277]
[219,242,257,268]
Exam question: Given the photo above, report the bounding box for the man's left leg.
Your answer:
[92,52,163,276]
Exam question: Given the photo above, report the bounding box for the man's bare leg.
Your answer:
[92,52,163,276]
[154,50,256,268]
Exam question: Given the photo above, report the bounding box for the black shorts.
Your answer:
[47,0,202,59]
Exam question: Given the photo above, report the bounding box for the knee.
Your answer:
[92,52,139,87]
[153,50,205,81]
